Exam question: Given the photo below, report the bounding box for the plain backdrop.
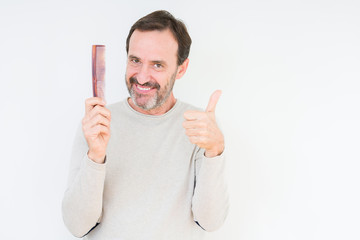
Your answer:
[1,0,359,239]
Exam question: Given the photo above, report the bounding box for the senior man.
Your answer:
[62,10,229,239]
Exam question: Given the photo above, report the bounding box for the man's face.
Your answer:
[125,29,179,110]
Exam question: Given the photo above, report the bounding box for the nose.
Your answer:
[136,64,151,84]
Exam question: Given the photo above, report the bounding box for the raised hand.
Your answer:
[82,97,111,163]
[183,90,224,158]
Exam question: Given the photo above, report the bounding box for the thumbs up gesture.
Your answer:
[183,90,225,158]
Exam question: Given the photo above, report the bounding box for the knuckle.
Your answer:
[106,111,111,120]
[199,122,207,128]
[93,105,100,111]
[206,125,211,132]
[85,98,93,107]
[83,128,90,137]
[189,136,197,144]
[199,130,206,136]
[95,114,102,122]
[82,121,90,130]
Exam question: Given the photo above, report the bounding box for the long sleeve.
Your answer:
[191,149,230,232]
[62,100,229,239]
[62,125,106,237]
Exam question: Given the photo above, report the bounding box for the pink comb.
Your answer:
[92,45,106,100]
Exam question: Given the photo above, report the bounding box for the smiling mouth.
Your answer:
[134,84,157,94]
[136,85,151,91]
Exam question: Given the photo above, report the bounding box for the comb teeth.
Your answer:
[92,45,106,100]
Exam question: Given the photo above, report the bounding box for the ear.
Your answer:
[175,58,190,80]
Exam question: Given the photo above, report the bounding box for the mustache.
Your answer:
[130,77,160,90]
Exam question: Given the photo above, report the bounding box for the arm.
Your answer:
[183,91,229,231]
[191,150,229,231]
[62,97,111,237]
[62,125,106,237]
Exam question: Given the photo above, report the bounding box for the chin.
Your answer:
[133,95,158,110]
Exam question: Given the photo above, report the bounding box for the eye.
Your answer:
[131,58,140,64]
[154,63,162,69]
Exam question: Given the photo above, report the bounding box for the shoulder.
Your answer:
[106,99,127,113]
[176,100,203,112]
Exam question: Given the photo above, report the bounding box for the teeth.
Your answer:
[137,85,151,91]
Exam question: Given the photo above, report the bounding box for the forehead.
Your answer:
[128,29,178,62]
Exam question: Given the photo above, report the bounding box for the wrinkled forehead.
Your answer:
[128,29,178,64]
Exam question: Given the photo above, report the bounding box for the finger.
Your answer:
[89,114,111,129]
[183,110,207,121]
[82,121,110,137]
[188,136,207,145]
[188,136,199,145]
[85,97,106,114]
[83,111,110,130]
[205,90,222,112]
[185,128,208,137]
[91,125,110,137]
[182,120,207,129]
[83,124,110,139]
[89,105,111,120]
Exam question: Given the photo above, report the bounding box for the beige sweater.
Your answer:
[62,99,229,239]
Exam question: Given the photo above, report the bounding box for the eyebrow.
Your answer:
[128,55,139,60]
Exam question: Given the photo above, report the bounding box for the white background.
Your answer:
[1,0,359,239]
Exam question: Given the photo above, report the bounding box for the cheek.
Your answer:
[155,74,168,87]
[125,64,136,77]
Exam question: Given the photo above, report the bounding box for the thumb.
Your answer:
[206,90,222,112]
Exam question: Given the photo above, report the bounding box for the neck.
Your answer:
[127,93,177,115]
